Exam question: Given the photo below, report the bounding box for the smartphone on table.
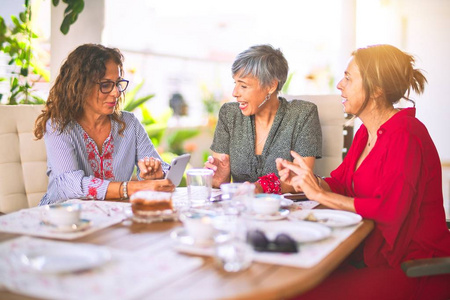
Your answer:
[165,153,191,186]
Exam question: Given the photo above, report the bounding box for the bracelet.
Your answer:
[314,174,323,188]
[119,182,124,199]
[122,181,128,199]
[257,173,282,194]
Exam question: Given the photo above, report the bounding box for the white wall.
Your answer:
[402,0,450,163]
[355,0,450,163]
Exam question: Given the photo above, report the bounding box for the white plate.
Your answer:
[170,227,229,247]
[251,220,331,243]
[280,198,294,207]
[18,244,112,274]
[41,218,91,233]
[243,209,290,221]
[288,209,362,227]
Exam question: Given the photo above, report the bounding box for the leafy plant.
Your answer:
[200,84,221,116]
[123,81,155,112]
[167,129,200,156]
[52,0,85,35]
[0,0,49,104]
[121,80,200,153]
[281,72,295,94]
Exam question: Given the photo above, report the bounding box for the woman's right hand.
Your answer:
[204,153,231,188]
[277,151,322,198]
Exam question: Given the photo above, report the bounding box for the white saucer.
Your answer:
[288,209,362,227]
[170,228,229,247]
[243,209,290,221]
[18,244,111,274]
[41,219,91,233]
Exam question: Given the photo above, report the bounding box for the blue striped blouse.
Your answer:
[39,111,169,205]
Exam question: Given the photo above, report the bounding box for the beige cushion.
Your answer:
[282,95,347,177]
[0,105,47,213]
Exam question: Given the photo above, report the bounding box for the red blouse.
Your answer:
[325,108,450,267]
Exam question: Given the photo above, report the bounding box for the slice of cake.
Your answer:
[130,191,173,217]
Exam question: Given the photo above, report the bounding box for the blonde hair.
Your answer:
[352,44,427,115]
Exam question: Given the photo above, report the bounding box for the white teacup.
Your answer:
[179,210,216,241]
[252,194,282,215]
[45,203,82,227]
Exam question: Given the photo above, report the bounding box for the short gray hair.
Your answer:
[232,44,288,93]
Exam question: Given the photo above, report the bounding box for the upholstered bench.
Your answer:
[0,105,47,213]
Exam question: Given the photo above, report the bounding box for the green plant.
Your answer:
[282,72,295,94]
[123,81,155,112]
[122,82,200,185]
[167,129,201,156]
[52,0,85,35]
[0,0,49,104]
[200,84,221,116]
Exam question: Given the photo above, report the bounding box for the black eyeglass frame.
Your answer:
[97,79,129,94]
[247,229,298,253]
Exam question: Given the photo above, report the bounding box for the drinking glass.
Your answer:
[187,168,213,206]
[212,211,253,272]
[220,182,255,212]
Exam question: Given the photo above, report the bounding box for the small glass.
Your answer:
[187,168,213,206]
[220,182,255,213]
[212,212,253,272]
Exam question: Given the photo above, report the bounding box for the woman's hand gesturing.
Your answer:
[138,157,165,180]
[276,151,322,199]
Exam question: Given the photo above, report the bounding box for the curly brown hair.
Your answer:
[34,44,126,139]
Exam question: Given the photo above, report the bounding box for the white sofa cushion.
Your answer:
[0,105,47,213]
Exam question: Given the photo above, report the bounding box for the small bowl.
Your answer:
[252,194,282,215]
[45,203,81,227]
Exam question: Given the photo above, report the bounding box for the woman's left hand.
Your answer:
[138,157,164,180]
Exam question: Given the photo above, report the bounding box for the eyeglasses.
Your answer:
[97,79,129,94]
[247,230,298,253]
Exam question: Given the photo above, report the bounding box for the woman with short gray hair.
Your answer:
[205,44,322,194]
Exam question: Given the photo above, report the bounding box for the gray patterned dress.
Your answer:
[211,97,322,183]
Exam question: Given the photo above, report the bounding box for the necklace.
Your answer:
[256,132,269,146]
[367,133,376,147]
[255,117,271,146]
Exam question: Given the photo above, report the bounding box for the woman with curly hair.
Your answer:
[35,44,174,205]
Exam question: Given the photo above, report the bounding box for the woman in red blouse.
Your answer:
[277,44,450,299]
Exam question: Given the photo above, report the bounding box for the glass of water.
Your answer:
[186,168,213,206]
[213,215,253,272]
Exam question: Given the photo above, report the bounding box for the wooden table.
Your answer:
[0,208,374,300]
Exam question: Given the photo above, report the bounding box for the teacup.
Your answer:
[179,209,216,242]
[252,194,282,215]
[45,203,82,227]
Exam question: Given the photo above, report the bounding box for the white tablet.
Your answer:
[165,153,191,186]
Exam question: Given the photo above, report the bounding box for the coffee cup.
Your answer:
[252,194,282,215]
[45,203,82,227]
[179,209,216,241]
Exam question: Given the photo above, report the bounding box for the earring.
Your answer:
[258,93,271,108]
